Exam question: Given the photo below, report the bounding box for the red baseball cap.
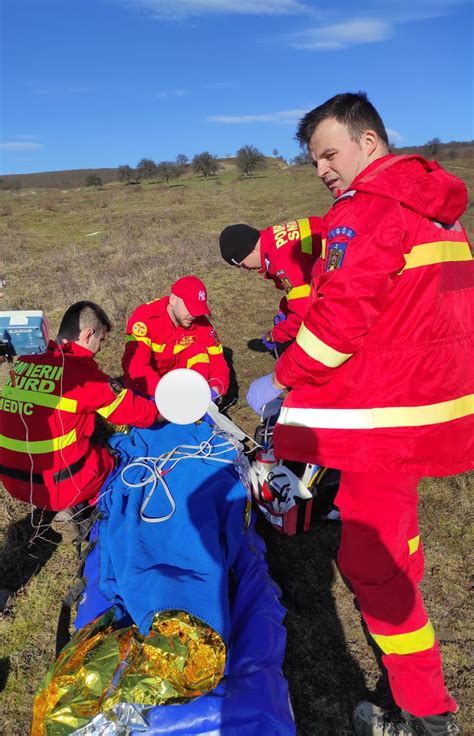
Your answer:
[171,275,210,317]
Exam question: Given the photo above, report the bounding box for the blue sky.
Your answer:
[1,0,473,175]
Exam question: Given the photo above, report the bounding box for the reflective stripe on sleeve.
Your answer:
[125,334,165,352]
[296,323,353,368]
[207,345,223,355]
[0,429,77,454]
[370,620,435,655]
[277,393,474,430]
[187,353,210,369]
[321,238,326,259]
[298,218,313,254]
[287,284,311,301]
[1,385,77,413]
[97,389,128,419]
[408,535,420,554]
[403,241,472,271]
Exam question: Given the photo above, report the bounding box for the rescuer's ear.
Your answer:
[362,129,378,157]
[81,326,95,346]
[169,293,177,308]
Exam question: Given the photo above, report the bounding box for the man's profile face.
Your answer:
[308,117,371,198]
[170,296,195,328]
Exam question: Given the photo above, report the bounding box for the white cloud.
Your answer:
[292,18,392,50]
[0,142,44,151]
[124,0,309,19]
[387,128,403,145]
[208,109,308,124]
[156,89,188,98]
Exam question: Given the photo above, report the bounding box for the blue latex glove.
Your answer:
[262,332,278,351]
[210,387,219,402]
[247,373,283,415]
[273,311,287,326]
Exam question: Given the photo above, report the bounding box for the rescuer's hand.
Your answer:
[246,373,283,415]
[262,332,277,351]
[273,311,287,326]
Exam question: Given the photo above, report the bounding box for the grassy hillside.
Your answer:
[0,162,472,735]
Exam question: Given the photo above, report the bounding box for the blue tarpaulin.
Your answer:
[74,422,295,736]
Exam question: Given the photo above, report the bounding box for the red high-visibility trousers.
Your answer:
[336,470,457,717]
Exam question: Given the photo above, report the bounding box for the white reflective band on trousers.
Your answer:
[277,393,474,430]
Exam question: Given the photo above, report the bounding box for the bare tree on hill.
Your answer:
[118,165,136,184]
[136,158,158,180]
[156,161,179,186]
[192,152,219,178]
[85,173,103,187]
[235,145,267,177]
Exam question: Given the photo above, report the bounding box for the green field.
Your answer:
[0,161,472,735]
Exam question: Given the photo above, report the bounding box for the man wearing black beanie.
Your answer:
[219,217,323,350]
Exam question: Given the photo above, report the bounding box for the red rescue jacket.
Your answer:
[274,155,473,476]
[259,217,322,342]
[0,341,158,510]
[122,297,230,398]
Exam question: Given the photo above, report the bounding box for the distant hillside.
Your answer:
[1,142,472,189]
[0,156,285,190]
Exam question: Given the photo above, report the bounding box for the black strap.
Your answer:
[55,579,86,657]
[0,454,87,486]
[0,464,43,484]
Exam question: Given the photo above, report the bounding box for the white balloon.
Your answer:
[155,369,211,424]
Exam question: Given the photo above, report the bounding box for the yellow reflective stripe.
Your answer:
[408,535,420,554]
[298,218,313,254]
[321,238,326,259]
[0,429,77,454]
[296,323,353,367]
[208,345,223,355]
[187,353,209,369]
[277,393,474,430]
[403,241,472,270]
[125,334,165,352]
[97,389,127,419]
[1,385,77,413]
[371,620,435,655]
[287,284,311,301]
[173,344,187,354]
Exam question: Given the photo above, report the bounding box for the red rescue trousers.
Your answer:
[336,470,457,717]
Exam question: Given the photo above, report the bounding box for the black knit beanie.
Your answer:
[219,224,260,266]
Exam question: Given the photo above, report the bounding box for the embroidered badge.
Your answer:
[327,226,357,240]
[108,377,124,396]
[326,242,348,271]
[132,321,147,337]
[210,328,221,346]
[178,335,196,347]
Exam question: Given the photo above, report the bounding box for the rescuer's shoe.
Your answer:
[51,506,92,544]
[353,701,460,735]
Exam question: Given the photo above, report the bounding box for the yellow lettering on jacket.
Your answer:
[0,397,34,416]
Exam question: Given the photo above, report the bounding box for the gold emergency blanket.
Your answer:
[32,608,226,735]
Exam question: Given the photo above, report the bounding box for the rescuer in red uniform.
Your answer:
[247,93,473,736]
[219,218,322,348]
[0,301,159,513]
[122,275,230,400]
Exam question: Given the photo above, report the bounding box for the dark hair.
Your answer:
[296,92,389,148]
[57,301,112,342]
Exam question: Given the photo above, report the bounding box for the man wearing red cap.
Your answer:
[122,276,230,400]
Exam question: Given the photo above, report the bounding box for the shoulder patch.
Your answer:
[108,377,124,396]
[325,225,357,271]
[210,328,221,346]
[132,321,148,337]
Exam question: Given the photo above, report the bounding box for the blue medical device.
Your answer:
[0,310,49,361]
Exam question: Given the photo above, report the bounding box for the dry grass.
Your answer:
[0,163,472,734]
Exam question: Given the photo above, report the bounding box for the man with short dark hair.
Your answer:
[219,218,322,349]
[122,276,230,399]
[0,301,159,512]
[247,92,473,735]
